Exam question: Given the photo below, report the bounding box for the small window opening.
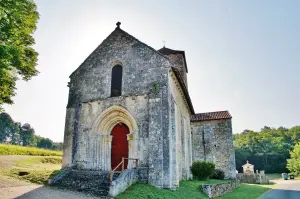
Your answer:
[111,65,122,97]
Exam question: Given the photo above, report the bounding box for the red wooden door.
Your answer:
[111,123,129,171]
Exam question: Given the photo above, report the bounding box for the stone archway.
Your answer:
[92,105,139,170]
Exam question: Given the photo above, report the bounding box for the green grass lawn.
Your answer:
[0,144,62,156]
[116,180,272,199]
[0,156,62,184]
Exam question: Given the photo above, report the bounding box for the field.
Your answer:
[116,181,272,199]
[0,144,62,156]
[0,144,62,184]
[0,155,62,184]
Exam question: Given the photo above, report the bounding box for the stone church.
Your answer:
[61,22,236,193]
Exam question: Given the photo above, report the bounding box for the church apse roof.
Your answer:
[191,111,232,122]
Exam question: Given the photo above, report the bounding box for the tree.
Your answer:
[287,143,300,175]
[0,0,39,111]
[51,142,63,151]
[10,122,21,144]
[20,123,35,146]
[0,112,15,142]
[37,137,53,149]
[234,126,299,173]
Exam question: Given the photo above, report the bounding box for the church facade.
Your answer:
[62,22,236,189]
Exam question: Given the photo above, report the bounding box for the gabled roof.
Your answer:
[171,67,194,114]
[242,160,254,167]
[191,111,232,122]
[70,25,169,78]
[158,47,188,73]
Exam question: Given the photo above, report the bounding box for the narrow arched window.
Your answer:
[111,65,122,97]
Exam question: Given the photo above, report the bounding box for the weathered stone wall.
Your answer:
[67,28,170,108]
[168,72,192,187]
[138,167,149,183]
[166,54,188,87]
[108,168,138,197]
[191,119,236,179]
[72,95,149,170]
[236,173,269,184]
[148,78,173,188]
[63,27,172,184]
[62,108,75,168]
[201,180,239,198]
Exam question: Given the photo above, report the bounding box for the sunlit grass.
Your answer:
[116,180,272,199]
[0,144,62,156]
[14,156,62,170]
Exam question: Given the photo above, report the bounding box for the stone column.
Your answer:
[148,98,164,187]
[127,133,136,169]
[62,108,75,168]
[148,83,172,188]
[99,134,112,171]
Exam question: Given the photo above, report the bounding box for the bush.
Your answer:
[191,161,215,180]
[211,169,225,179]
[41,157,62,164]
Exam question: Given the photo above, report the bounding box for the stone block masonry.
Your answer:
[201,180,239,198]
[191,118,236,179]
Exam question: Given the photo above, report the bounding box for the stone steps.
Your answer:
[52,169,112,197]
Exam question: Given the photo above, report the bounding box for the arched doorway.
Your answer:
[111,123,129,171]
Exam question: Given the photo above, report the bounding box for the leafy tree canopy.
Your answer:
[0,0,39,110]
[234,126,300,173]
[287,143,300,175]
[0,112,62,150]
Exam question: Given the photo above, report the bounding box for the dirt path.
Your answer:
[0,155,104,199]
[0,176,101,199]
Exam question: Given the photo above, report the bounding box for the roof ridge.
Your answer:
[117,28,170,61]
[191,110,232,122]
[70,27,171,78]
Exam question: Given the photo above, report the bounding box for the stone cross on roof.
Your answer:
[116,22,121,29]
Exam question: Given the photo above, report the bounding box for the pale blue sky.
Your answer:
[4,0,300,142]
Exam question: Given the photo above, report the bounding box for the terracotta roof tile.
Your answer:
[191,111,232,122]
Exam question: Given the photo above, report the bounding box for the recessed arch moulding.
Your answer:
[73,101,145,171]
